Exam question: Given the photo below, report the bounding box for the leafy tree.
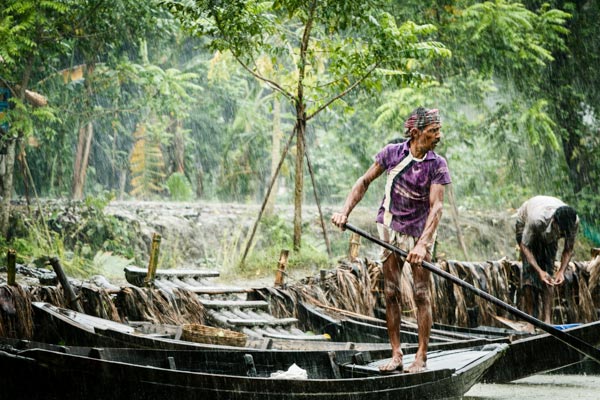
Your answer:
[163,0,451,254]
[535,0,600,242]
[0,0,67,236]
[2,0,165,201]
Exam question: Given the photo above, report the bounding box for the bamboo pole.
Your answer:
[239,130,296,268]
[274,249,290,287]
[6,248,16,285]
[348,232,361,261]
[302,135,332,258]
[49,257,84,313]
[145,233,161,287]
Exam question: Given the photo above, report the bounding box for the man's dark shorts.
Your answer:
[521,238,558,291]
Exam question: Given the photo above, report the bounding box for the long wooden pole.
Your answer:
[239,129,296,268]
[344,222,600,364]
[49,257,84,313]
[303,137,332,258]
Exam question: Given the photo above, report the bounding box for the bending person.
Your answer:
[515,195,579,323]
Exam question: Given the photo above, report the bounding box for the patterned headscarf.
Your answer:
[404,107,440,136]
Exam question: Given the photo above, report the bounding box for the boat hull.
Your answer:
[0,342,507,400]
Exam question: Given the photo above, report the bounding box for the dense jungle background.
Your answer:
[1,0,599,280]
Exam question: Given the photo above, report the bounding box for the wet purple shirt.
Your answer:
[375,140,451,238]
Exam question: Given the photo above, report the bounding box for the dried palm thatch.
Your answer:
[252,286,299,319]
[445,261,468,325]
[576,268,596,323]
[432,261,455,323]
[79,284,121,321]
[170,288,206,324]
[266,251,600,329]
[264,259,379,321]
[0,285,33,339]
[114,286,206,325]
[30,285,66,307]
[587,255,600,292]
[115,286,164,323]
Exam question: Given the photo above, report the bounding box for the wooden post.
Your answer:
[6,248,16,285]
[274,249,289,287]
[49,257,84,313]
[348,232,361,261]
[145,233,161,287]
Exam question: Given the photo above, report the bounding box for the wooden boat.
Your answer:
[33,301,496,353]
[0,337,508,400]
[298,301,529,344]
[32,301,392,351]
[481,319,600,383]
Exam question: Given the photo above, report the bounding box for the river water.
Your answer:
[464,373,600,399]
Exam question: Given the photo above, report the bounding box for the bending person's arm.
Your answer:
[516,218,555,286]
[519,242,555,286]
[331,162,385,230]
[554,223,578,285]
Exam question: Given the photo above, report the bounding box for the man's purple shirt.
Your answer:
[375,140,452,238]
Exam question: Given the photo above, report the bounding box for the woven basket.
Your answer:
[181,324,247,347]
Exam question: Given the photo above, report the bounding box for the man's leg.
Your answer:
[379,252,404,372]
[522,286,535,317]
[406,262,432,373]
[541,284,554,324]
[539,241,558,324]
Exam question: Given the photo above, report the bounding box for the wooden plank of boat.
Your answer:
[482,319,600,383]
[199,299,270,310]
[0,339,508,400]
[340,318,461,344]
[179,285,254,294]
[432,320,532,339]
[298,302,497,344]
[32,301,373,351]
[124,266,220,286]
[125,265,220,279]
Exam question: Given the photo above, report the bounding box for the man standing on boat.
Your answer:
[515,196,579,324]
[331,107,451,373]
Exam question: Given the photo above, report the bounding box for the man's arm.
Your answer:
[554,224,578,285]
[519,242,555,285]
[331,162,385,229]
[516,216,555,286]
[407,183,445,265]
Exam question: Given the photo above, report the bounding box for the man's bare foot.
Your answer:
[379,356,403,372]
[404,358,427,373]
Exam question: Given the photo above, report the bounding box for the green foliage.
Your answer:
[166,172,194,201]
[164,0,451,116]
[1,0,599,272]
[2,197,139,276]
[449,0,570,78]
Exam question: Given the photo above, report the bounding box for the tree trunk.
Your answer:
[71,122,93,200]
[118,169,127,200]
[0,139,16,238]
[265,96,282,216]
[293,114,306,251]
[174,119,185,174]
